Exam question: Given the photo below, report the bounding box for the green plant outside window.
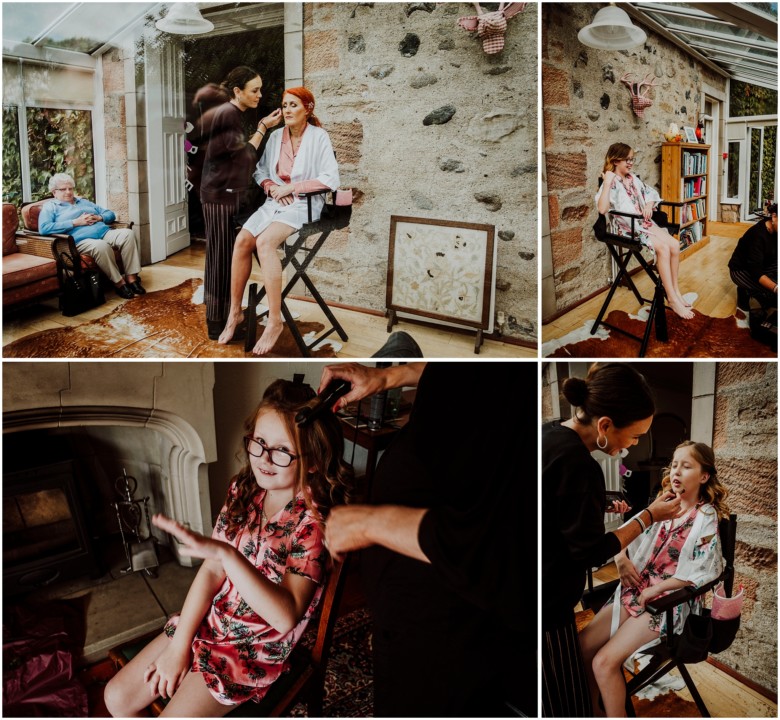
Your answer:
[2,106,23,206]
[729,81,779,118]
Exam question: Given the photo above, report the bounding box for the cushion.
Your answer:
[3,203,18,256]
[21,199,50,232]
[2,251,58,289]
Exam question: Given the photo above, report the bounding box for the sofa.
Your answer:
[2,203,60,308]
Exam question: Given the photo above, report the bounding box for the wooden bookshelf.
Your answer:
[661,142,710,256]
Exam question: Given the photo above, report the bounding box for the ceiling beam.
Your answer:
[688,3,777,41]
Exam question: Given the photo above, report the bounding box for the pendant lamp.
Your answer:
[156,3,214,35]
[578,5,647,50]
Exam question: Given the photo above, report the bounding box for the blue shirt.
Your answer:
[38,197,117,244]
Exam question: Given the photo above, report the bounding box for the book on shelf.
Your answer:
[682,150,708,175]
[683,177,706,199]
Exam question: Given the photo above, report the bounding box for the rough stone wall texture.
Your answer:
[101,48,130,220]
[302,2,538,343]
[713,361,777,692]
[542,3,727,317]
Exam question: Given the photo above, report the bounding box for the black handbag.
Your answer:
[57,249,105,317]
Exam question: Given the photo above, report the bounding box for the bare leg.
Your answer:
[652,228,689,307]
[650,239,693,319]
[104,632,171,717]
[253,223,295,355]
[579,603,619,717]
[218,229,257,344]
[592,613,658,717]
[160,670,233,718]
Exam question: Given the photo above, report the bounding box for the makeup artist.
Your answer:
[542,362,682,717]
[323,362,534,717]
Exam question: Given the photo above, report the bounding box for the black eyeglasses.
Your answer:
[244,436,298,467]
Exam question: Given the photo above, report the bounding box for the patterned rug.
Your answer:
[544,308,776,358]
[2,279,339,359]
[291,608,373,717]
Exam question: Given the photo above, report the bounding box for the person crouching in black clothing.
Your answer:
[728,204,778,311]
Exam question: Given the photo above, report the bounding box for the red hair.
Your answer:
[284,87,321,127]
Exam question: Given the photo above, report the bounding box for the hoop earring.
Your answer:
[596,434,608,450]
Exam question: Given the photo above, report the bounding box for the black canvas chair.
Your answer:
[590,186,682,357]
[244,189,351,356]
[582,513,739,717]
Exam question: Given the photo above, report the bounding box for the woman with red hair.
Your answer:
[219,87,340,354]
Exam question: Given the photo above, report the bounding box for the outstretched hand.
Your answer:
[261,108,283,129]
[152,514,228,563]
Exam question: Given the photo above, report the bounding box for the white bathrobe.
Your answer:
[242,125,340,236]
[595,173,662,251]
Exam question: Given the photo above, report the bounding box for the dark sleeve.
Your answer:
[730,223,770,282]
[552,453,622,567]
[414,363,530,626]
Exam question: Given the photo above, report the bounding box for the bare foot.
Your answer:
[253,319,283,355]
[677,291,692,308]
[218,312,243,344]
[669,299,694,320]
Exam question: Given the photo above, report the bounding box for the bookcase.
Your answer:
[660,142,710,255]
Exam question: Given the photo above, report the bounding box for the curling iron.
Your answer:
[295,379,352,426]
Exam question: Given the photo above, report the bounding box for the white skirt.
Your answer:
[242,195,325,237]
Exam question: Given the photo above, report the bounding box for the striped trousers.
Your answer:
[730,267,778,310]
[542,615,592,717]
[202,199,240,324]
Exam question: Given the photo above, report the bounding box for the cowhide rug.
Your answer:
[2,279,339,359]
[545,308,776,358]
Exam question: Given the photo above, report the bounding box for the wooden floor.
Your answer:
[3,241,535,359]
[542,222,750,345]
[578,562,777,718]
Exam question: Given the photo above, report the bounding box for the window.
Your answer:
[2,106,22,205]
[726,141,742,200]
[729,81,779,118]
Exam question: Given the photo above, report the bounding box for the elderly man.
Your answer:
[728,203,778,311]
[38,173,144,299]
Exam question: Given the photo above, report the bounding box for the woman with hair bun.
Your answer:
[218,87,340,355]
[541,363,683,717]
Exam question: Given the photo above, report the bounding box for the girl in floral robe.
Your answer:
[104,379,353,717]
[596,142,695,320]
[579,441,729,717]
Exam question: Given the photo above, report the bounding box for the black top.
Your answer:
[728,218,778,282]
[361,362,533,713]
[542,420,621,627]
[200,102,259,204]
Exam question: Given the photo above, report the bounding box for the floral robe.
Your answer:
[595,172,662,251]
[612,503,722,637]
[164,482,326,705]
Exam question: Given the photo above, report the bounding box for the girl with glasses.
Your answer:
[597,142,694,320]
[104,379,353,717]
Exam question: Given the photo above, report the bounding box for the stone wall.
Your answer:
[301,2,538,343]
[542,3,727,318]
[713,361,777,692]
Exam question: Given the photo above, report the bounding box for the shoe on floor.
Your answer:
[128,280,146,295]
[115,284,135,299]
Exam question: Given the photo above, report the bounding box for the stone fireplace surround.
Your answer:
[3,363,218,567]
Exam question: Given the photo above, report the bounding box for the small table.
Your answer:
[337,390,415,495]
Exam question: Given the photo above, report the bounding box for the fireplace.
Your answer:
[2,363,218,569]
[3,458,99,595]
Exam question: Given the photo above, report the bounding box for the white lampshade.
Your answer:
[156,3,214,35]
[578,6,647,50]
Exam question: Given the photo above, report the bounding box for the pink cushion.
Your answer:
[21,200,49,232]
[2,275,60,306]
[3,203,18,256]
[2,251,58,289]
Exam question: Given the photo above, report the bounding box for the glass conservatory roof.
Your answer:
[628,2,778,89]
[2,3,158,55]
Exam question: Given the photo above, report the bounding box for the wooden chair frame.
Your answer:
[108,555,349,717]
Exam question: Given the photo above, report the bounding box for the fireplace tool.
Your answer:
[112,469,159,577]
